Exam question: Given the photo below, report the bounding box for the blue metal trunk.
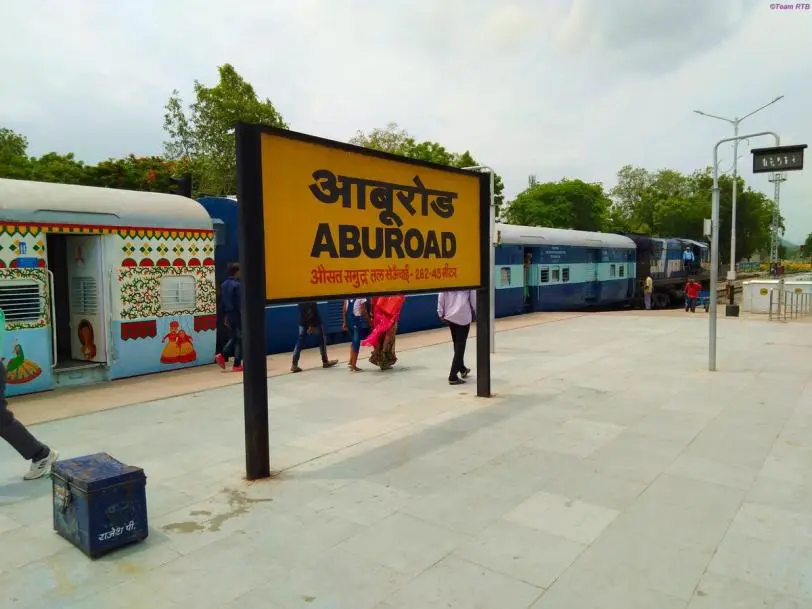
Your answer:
[52,453,148,559]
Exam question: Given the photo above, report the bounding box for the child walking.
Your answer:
[343,297,371,372]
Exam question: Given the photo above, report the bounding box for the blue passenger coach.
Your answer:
[197,194,703,357]
[494,224,637,315]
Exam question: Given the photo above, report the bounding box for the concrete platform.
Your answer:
[2,312,812,609]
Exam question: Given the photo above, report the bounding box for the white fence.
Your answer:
[767,289,812,321]
[743,278,812,314]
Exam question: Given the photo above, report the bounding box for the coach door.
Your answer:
[64,235,107,364]
[583,248,600,303]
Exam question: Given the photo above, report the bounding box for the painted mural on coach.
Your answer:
[0,178,217,397]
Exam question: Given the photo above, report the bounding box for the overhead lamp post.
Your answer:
[694,95,784,280]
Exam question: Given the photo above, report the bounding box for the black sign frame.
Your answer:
[234,123,493,480]
[751,144,807,174]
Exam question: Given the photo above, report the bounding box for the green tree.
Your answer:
[163,64,288,195]
[0,127,33,180]
[1,127,92,186]
[608,165,653,232]
[502,179,611,231]
[607,164,781,263]
[27,152,89,185]
[802,233,812,258]
[609,166,697,234]
[690,168,782,263]
[88,155,182,192]
[349,122,506,215]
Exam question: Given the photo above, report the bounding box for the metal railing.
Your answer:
[768,289,812,321]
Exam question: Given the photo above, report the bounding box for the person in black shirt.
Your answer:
[291,302,338,373]
[215,262,243,372]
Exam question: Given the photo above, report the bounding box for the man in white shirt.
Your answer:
[437,290,477,385]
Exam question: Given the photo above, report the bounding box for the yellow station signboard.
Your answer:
[257,129,484,302]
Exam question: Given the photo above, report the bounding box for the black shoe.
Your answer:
[291,365,302,373]
[323,360,338,369]
[449,377,465,385]
[461,367,471,379]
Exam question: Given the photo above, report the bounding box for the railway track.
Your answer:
[713,272,768,303]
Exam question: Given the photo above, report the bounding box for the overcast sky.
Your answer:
[2,0,810,241]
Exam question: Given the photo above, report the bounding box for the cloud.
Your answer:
[557,0,754,74]
[1,0,809,241]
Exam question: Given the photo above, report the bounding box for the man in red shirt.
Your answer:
[685,279,701,313]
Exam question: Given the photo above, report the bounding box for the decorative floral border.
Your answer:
[0,268,50,330]
[0,223,214,241]
[118,265,216,320]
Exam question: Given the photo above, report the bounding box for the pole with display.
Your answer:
[709,131,781,372]
[235,123,492,479]
[693,96,784,280]
[751,144,807,267]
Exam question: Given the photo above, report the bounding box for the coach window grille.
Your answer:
[562,267,570,283]
[551,267,560,282]
[539,268,550,283]
[160,275,197,312]
[500,267,511,286]
[70,276,99,315]
[0,280,43,322]
[610,264,616,278]
[618,265,625,278]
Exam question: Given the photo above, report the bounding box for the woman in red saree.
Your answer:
[362,295,405,370]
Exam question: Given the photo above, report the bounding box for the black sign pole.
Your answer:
[476,172,492,398]
[235,123,271,480]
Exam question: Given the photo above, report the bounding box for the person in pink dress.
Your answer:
[362,295,405,370]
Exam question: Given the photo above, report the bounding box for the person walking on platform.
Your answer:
[342,296,372,372]
[291,302,338,373]
[438,290,476,385]
[215,263,243,372]
[644,275,654,310]
[364,295,405,370]
[685,278,701,313]
[0,310,59,480]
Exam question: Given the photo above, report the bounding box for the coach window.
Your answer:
[562,267,570,283]
[160,276,197,312]
[618,265,625,278]
[551,267,560,282]
[610,264,616,278]
[500,267,511,286]
[539,267,550,283]
[0,280,43,322]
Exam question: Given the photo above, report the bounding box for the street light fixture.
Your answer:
[693,95,784,280]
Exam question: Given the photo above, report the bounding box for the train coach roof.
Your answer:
[0,178,213,231]
[496,223,636,249]
[681,239,709,248]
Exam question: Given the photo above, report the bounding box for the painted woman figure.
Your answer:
[174,327,197,363]
[77,320,97,361]
[6,343,42,384]
[160,321,196,364]
[363,295,405,370]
